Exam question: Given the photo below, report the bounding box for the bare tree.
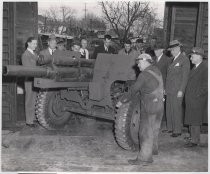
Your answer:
[99,1,160,42]
[132,9,162,38]
[80,13,106,31]
[60,6,76,33]
[40,6,76,34]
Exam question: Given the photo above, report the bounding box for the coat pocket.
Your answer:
[142,95,164,114]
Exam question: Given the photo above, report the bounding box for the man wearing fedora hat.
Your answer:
[117,53,164,165]
[39,34,57,65]
[165,40,190,137]
[166,40,190,137]
[184,47,208,147]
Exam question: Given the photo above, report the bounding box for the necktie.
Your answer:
[52,50,54,55]
[105,47,108,52]
[172,56,175,62]
[83,50,86,57]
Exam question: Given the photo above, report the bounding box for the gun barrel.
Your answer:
[3,65,49,77]
[53,58,95,68]
[3,64,94,81]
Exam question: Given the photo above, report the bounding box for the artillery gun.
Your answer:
[3,50,141,151]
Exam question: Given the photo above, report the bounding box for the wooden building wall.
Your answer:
[196,3,208,56]
[163,2,208,56]
[2,2,38,127]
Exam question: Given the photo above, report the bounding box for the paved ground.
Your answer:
[2,119,208,172]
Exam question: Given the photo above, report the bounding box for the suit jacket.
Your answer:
[39,48,53,65]
[92,44,115,59]
[21,49,38,67]
[185,61,208,125]
[21,49,39,82]
[165,52,190,95]
[118,48,138,58]
[80,48,89,59]
[154,54,171,89]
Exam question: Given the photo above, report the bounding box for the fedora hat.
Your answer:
[189,47,205,57]
[168,40,183,49]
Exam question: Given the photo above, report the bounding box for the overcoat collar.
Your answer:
[189,61,205,79]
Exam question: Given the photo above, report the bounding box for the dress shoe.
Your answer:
[170,133,181,137]
[184,142,198,148]
[26,123,37,128]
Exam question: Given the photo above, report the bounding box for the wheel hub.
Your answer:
[51,92,68,118]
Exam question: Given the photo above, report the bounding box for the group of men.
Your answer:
[22,33,207,166]
[22,34,91,127]
[117,39,207,165]
[116,36,207,145]
[41,34,90,59]
[164,40,207,149]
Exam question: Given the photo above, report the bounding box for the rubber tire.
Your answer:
[35,90,71,130]
[115,96,140,151]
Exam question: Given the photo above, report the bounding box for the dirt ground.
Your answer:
[2,118,208,172]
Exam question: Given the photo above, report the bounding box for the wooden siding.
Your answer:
[2,2,38,127]
[170,5,198,54]
[164,2,208,55]
[196,2,208,57]
[2,2,17,126]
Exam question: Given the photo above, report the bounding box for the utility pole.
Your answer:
[84,3,87,31]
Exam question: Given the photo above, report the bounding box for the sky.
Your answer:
[38,0,165,20]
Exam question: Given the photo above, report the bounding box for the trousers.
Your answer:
[166,94,183,133]
[25,81,37,124]
[138,108,163,162]
[190,125,200,144]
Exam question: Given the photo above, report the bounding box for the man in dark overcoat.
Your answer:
[154,46,171,90]
[184,47,208,147]
[92,34,115,59]
[154,46,171,128]
[165,40,190,137]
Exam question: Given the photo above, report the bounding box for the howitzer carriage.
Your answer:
[3,51,141,151]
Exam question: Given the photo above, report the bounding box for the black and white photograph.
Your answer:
[1,0,208,172]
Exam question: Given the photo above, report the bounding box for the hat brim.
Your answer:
[167,43,182,50]
[154,48,165,51]
[189,52,205,57]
